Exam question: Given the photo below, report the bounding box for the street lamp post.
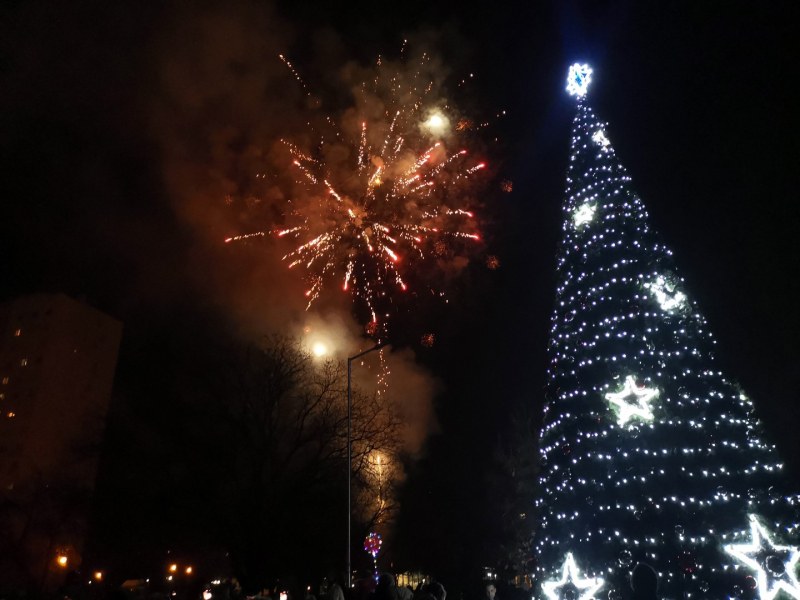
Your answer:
[347,342,384,588]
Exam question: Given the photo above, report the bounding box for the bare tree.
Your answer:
[204,336,402,584]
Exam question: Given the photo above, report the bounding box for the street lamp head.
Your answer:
[312,342,328,357]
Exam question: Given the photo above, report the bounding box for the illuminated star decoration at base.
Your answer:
[572,202,596,229]
[724,514,800,600]
[566,63,593,97]
[542,553,604,600]
[644,275,687,313]
[604,375,658,426]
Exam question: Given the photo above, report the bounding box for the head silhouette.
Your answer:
[631,563,658,599]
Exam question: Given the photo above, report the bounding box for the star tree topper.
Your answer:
[542,553,604,600]
[605,376,658,426]
[724,514,800,600]
[566,63,593,97]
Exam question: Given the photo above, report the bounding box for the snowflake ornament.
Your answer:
[566,63,593,97]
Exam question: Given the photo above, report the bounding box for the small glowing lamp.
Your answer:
[57,554,68,568]
[312,342,328,357]
[94,571,104,581]
[169,563,178,573]
[185,566,193,575]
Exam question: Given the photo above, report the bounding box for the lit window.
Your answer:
[14,329,21,337]
[20,359,28,367]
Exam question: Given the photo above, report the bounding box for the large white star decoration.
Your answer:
[542,553,604,600]
[566,63,593,97]
[644,275,687,313]
[605,376,658,426]
[724,514,800,600]
[591,129,610,150]
[572,203,596,229]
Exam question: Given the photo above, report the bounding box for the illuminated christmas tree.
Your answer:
[534,64,800,600]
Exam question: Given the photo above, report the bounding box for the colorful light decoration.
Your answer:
[724,514,800,600]
[541,553,604,600]
[364,532,382,580]
[604,376,658,426]
[566,63,593,97]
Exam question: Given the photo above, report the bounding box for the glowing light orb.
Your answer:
[423,111,450,136]
[312,342,328,357]
[57,555,68,568]
[605,375,658,426]
[542,553,604,600]
[725,514,800,600]
[566,63,593,97]
[427,114,444,128]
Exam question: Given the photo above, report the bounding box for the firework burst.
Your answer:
[226,50,489,337]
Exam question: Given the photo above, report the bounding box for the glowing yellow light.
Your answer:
[427,114,444,128]
[94,571,104,581]
[423,111,449,135]
[57,555,68,568]
[169,563,178,573]
[186,566,193,575]
[312,342,328,357]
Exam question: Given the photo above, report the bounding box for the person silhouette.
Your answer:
[630,563,658,600]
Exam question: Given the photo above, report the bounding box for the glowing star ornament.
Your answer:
[572,203,596,229]
[605,376,658,426]
[644,275,687,313]
[542,553,604,600]
[566,63,593,97]
[591,129,610,149]
[724,514,800,600]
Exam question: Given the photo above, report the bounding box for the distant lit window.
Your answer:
[1,377,8,385]
[20,359,28,367]
[14,329,21,337]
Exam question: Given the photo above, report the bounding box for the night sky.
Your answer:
[1,0,798,584]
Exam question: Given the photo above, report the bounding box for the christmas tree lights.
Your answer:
[534,63,800,599]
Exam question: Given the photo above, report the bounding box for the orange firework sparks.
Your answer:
[227,50,488,334]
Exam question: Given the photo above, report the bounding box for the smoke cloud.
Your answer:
[146,1,449,453]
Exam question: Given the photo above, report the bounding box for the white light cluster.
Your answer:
[535,66,797,599]
[591,129,610,149]
[644,275,687,313]
[542,553,604,600]
[572,203,596,229]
